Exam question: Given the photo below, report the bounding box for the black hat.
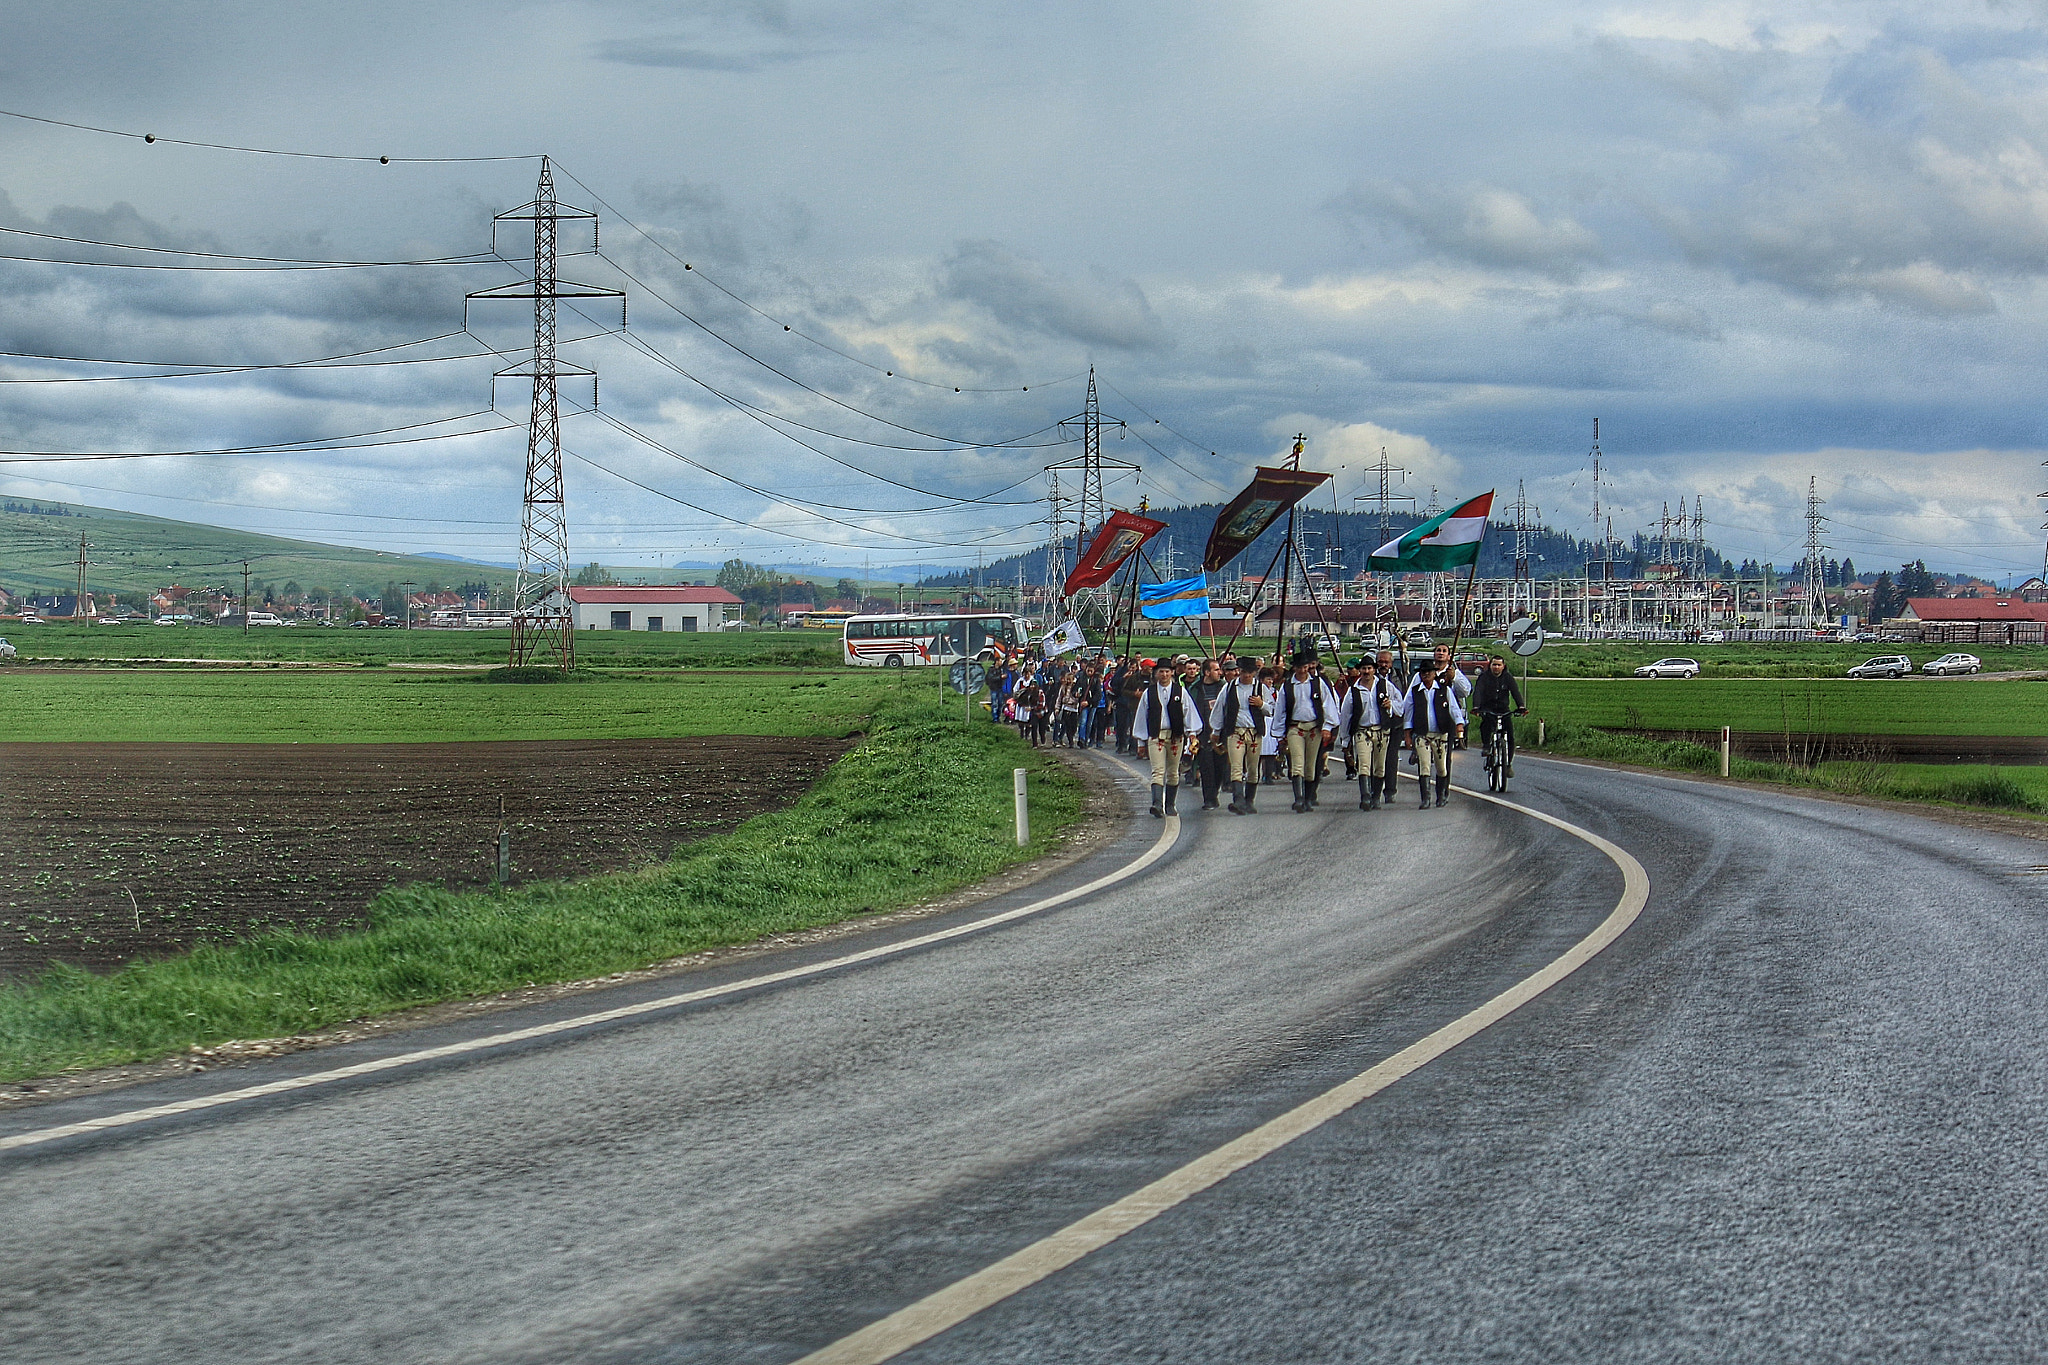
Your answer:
[1237,655,1259,671]
[1291,648,1317,666]
[1416,657,1439,673]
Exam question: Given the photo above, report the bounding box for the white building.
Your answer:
[554,585,744,632]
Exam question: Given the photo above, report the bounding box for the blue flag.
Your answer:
[1139,575,1211,619]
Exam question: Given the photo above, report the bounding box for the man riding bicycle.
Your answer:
[1471,655,1528,775]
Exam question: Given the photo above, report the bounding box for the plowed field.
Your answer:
[0,737,849,978]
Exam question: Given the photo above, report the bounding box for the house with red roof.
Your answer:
[1896,596,2048,645]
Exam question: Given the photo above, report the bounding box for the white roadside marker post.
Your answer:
[1014,768,1030,847]
[1722,725,1731,777]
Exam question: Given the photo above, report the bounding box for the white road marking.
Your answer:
[792,785,1652,1365]
[0,815,1183,1155]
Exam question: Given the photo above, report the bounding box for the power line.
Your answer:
[0,409,515,462]
[549,160,1084,395]
[0,106,536,164]
[0,224,501,268]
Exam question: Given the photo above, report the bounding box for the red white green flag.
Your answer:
[1368,491,1494,571]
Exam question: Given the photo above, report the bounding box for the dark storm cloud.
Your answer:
[1331,181,1604,279]
[939,240,1167,352]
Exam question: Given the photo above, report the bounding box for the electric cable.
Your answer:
[0,107,536,163]
[0,410,515,463]
[0,223,500,267]
[549,160,1083,395]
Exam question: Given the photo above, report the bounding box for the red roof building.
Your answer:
[1896,596,2048,645]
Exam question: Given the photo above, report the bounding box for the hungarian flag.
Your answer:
[1368,491,1494,570]
[1063,509,1168,596]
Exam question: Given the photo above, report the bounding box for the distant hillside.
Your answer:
[0,500,518,601]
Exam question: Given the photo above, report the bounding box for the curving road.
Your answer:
[4,754,2047,1363]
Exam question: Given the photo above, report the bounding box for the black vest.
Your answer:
[1215,681,1264,732]
[1347,679,1397,733]
[1280,677,1328,726]
[1142,684,1190,736]
[1409,684,1457,734]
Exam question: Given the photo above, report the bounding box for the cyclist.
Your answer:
[1470,655,1528,778]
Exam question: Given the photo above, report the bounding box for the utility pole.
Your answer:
[239,559,252,635]
[1510,479,1539,619]
[1804,475,1829,627]
[1042,469,1068,613]
[468,156,623,671]
[1355,445,1414,641]
[400,580,417,630]
[72,532,90,618]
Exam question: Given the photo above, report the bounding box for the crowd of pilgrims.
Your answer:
[982,642,1526,817]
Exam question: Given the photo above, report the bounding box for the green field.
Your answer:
[0,691,1083,1080]
[5,669,904,743]
[1527,677,2048,736]
[2,621,838,668]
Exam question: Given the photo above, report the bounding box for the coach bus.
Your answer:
[842,612,1030,667]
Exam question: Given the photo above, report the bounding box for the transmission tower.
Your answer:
[1510,480,1539,617]
[467,156,623,670]
[1042,469,1068,608]
[71,532,91,617]
[1048,368,1139,625]
[1351,446,1415,633]
[1803,475,1829,626]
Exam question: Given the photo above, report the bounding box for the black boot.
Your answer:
[1420,776,1432,809]
[1291,777,1306,813]
[1359,775,1372,811]
[1435,777,1448,807]
[1149,784,1163,818]
[1227,781,1245,815]
[1305,779,1320,809]
[1164,783,1178,816]
[1243,781,1258,814]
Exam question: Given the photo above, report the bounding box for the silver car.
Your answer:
[1846,654,1913,679]
[1922,652,1982,676]
[1633,657,1700,679]
[0,637,15,662]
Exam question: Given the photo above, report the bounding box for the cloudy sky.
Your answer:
[2,0,2046,579]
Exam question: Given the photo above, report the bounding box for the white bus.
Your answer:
[842,612,1030,667]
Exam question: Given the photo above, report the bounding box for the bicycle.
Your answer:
[1479,709,1523,792]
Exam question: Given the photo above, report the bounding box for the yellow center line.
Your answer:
[794,785,1651,1365]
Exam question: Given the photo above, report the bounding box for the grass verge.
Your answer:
[0,691,1084,1082]
[1528,715,2048,817]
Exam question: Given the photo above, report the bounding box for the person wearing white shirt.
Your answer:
[1208,653,1269,815]
[1130,660,1205,818]
[1404,657,1467,808]
[1267,649,1340,813]
[1336,656,1407,811]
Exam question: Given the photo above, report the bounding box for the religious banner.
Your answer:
[1062,509,1168,596]
[1201,466,1332,571]
[1043,619,1088,655]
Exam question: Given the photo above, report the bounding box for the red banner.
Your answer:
[1063,509,1168,595]
[1202,466,1331,571]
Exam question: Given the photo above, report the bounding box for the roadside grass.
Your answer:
[5,621,838,668]
[1526,716,2048,817]
[3,668,899,742]
[1523,677,2048,737]
[0,690,1083,1081]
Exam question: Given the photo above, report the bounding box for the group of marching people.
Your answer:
[1127,643,1527,818]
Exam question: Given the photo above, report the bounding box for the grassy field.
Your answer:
[0,689,1084,1081]
[3,620,839,668]
[5,669,906,742]
[1524,677,2048,737]
[1527,718,2048,817]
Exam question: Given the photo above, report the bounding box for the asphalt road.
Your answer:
[5,753,2047,1363]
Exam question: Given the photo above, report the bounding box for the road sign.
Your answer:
[949,661,986,695]
[1507,616,1545,657]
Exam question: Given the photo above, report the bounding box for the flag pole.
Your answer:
[1449,557,1479,656]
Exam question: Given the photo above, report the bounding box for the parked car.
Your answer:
[1853,631,1880,642]
[1697,630,1725,643]
[1847,654,1913,679]
[1923,652,1982,676]
[1634,657,1701,679]
[0,637,15,661]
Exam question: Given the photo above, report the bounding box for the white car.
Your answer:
[0,637,14,661]
[1698,630,1725,643]
[1634,657,1701,679]
[1922,652,1981,676]
[1847,654,1913,679]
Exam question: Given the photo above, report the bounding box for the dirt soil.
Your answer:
[0,737,850,978]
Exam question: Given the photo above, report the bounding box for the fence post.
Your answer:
[1721,725,1731,778]
[1014,768,1030,847]
[1537,720,1546,748]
